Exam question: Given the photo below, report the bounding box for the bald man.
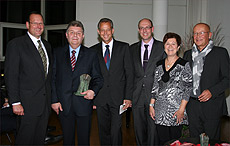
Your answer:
[183,23,229,140]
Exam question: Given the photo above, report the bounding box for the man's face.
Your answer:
[138,19,154,43]
[193,24,212,51]
[26,14,44,39]
[97,22,114,44]
[66,26,84,49]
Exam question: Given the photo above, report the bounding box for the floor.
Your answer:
[1,109,230,146]
[1,108,137,146]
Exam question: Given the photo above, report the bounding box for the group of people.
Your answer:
[4,11,229,146]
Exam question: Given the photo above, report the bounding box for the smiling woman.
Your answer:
[149,32,193,145]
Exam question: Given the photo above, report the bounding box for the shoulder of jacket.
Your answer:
[114,40,129,46]
[89,42,101,49]
[130,41,140,48]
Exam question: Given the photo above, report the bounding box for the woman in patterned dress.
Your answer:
[149,32,192,145]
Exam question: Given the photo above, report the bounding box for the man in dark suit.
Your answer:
[4,12,52,145]
[130,18,165,145]
[51,20,103,146]
[183,23,229,140]
[90,18,133,145]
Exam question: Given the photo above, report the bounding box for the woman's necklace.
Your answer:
[166,56,179,68]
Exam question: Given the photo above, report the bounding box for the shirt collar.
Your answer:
[69,44,81,53]
[141,37,154,49]
[27,31,41,46]
[102,39,114,50]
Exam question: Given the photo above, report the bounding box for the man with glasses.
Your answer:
[4,11,52,145]
[184,23,229,140]
[130,18,165,145]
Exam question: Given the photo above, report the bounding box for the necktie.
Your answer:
[71,50,76,71]
[143,44,149,71]
[104,45,110,70]
[37,40,47,77]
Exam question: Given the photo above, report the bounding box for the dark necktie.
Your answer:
[104,45,110,70]
[71,50,76,71]
[143,44,149,71]
[37,40,47,77]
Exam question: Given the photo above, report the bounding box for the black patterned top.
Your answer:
[151,57,192,126]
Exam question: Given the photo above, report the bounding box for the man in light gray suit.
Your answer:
[130,18,165,145]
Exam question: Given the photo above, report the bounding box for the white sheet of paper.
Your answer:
[119,104,127,115]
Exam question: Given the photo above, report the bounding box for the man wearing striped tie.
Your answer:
[90,18,133,145]
[4,11,52,145]
[51,20,103,146]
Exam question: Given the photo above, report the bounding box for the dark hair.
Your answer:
[163,32,181,46]
[27,11,44,23]
[66,20,84,33]
[138,18,153,29]
[97,18,113,30]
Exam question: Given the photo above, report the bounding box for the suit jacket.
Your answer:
[4,34,52,116]
[130,38,165,106]
[90,40,133,106]
[51,44,103,116]
[183,46,229,118]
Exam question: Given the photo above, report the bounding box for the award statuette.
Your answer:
[200,133,209,146]
[74,74,91,96]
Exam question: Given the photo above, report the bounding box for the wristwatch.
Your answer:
[149,103,154,107]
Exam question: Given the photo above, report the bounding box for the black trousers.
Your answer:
[96,104,122,145]
[156,124,183,145]
[132,92,158,146]
[15,106,49,145]
[1,107,17,133]
[187,98,221,140]
[59,110,92,146]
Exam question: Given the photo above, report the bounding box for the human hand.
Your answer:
[149,106,155,120]
[3,102,9,108]
[12,104,24,115]
[123,100,132,110]
[173,109,184,124]
[82,90,95,100]
[51,102,63,115]
[198,89,212,102]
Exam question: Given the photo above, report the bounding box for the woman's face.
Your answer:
[164,38,179,57]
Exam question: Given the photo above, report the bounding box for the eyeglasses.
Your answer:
[30,22,44,26]
[139,26,152,31]
[68,31,83,36]
[193,32,209,36]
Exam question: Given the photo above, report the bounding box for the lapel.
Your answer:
[25,34,45,74]
[64,45,73,72]
[42,39,52,74]
[109,40,118,71]
[97,42,109,73]
[145,40,156,71]
[134,41,144,73]
[75,45,85,70]
[65,45,86,72]
[145,39,161,72]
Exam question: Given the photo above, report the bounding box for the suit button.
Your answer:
[144,75,147,78]
[107,85,109,87]
[142,84,145,87]
[43,94,46,96]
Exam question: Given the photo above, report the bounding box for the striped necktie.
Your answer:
[104,45,110,70]
[71,50,76,71]
[37,40,47,77]
[143,44,149,71]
